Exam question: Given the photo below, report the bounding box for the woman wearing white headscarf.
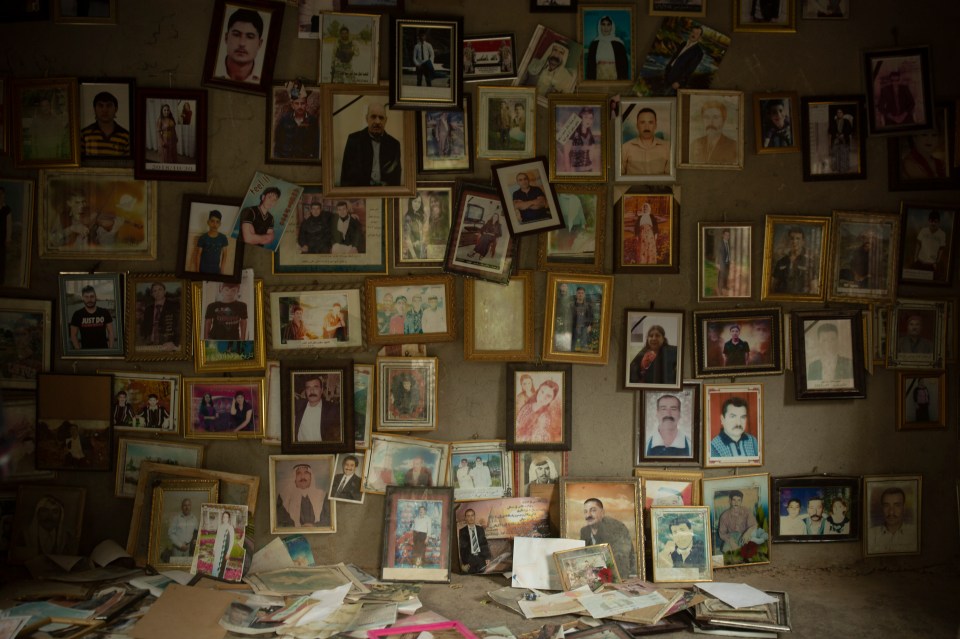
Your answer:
[586,16,628,81]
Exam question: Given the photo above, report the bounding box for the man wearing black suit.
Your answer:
[664,25,704,94]
[295,375,342,443]
[318,200,365,254]
[339,102,402,187]
[458,508,491,574]
[331,455,363,501]
[139,281,180,350]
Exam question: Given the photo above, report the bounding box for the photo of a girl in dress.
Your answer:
[194,505,246,582]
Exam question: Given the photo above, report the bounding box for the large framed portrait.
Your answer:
[193,503,248,582]
[634,469,702,510]
[103,370,180,434]
[888,103,960,192]
[268,454,337,534]
[615,96,676,183]
[443,183,516,285]
[233,172,303,252]
[702,473,771,569]
[267,285,364,355]
[114,438,204,498]
[898,203,957,286]
[126,274,191,362]
[771,475,860,542]
[698,223,751,300]
[265,81,321,165]
[693,308,783,378]
[319,12,381,85]
[702,382,763,468]
[515,451,568,496]
[559,478,643,579]
[897,371,946,431]
[537,185,606,273]
[450,440,513,502]
[389,16,463,111]
[801,95,866,181]
[463,34,517,83]
[78,79,134,163]
[417,99,472,175]
[624,309,683,389]
[361,433,449,494]
[649,506,712,583]
[513,25,582,107]
[760,215,829,302]
[506,363,572,452]
[321,83,417,198]
[193,270,266,372]
[11,77,79,169]
[578,5,634,85]
[38,168,157,261]
[791,310,865,400]
[329,452,366,504]
[135,88,207,181]
[176,194,244,283]
[381,486,454,583]
[365,275,456,345]
[58,272,124,359]
[492,157,564,237]
[887,299,946,369]
[0,177,35,289]
[863,474,921,557]
[376,356,438,432]
[635,385,701,466]
[633,17,730,97]
[8,485,85,564]
[616,192,678,273]
[753,91,799,154]
[476,86,536,161]
[732,0,795,32]
[2,395,55,482]
[36,373,112,472]
[394,182,455,269]
[202,0,285,96]
[463,271,535,362]
[864,46,934,136]
[678,89,743,169]
[827,210,901,304]
[147,479,219,570]
[542,273,614,365]
[548,94,607,182]
[182,376,265,439]
[282,363,354,453]
[0,298,51,390]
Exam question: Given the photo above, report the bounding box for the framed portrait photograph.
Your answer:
[193,271,266,372]
[516,451,568,496]
[513,25,582,106]
[11,77,79,169]
[0,298,51,390]
[760,215,829,302]
[2,395,55,482]
[0,177,34,290]
[650,0,706,16]
[265,81,321,164]
[177,195,244,283]
[394,182,455,268]
[548,95,607,182]
[702,382,763,468]
[202,0,285,95]
[58,272,124,359]
[390,16,463,110]
[678,89,743,169]
[443,183,516,285]
[863,474,921,557]
[147,479,218,570]
[864,46,934,136]
[268,454,337,533]
[463,34,516,82]
[827,210,901,304]
[78,79,133,162]
[635,469,703,509]
[888,103,960,191]
[417,99,473,175]
[463,271,535,362]
[635,385,701,466]
[125,275,190,362]
[38,168,157,261]
[791,310,865,400]
[376,356,438,432]
[899,203,957,285]
[114,438,204,498]
[455,497,550,575]
[476,85,536,161]
[193,503,247,581]
[36,373,112,471]
[493,157,564,237]
[754,92,799,153]
[362,433,449,494]
[9,485,85,564]
[897,371,946,431]
[693,308,783,378]
[233,172,303,252]
[53,0,115,23]
[649,506,712,583]
[560,478,643,579]
[624,309,683,389]
[578,5,634,85]
[800,0,847,17]
[450,440,513,502]
[135,88,207,181]
[365,275,455,345]
[887,299,946,369]
[698,223,752,300]
[506,363,572,451]
[183,377,264,439]
[771,475,860,542]
[104,370,180,434]
[319,12,380,85]
[274,187,387,275]
[801,95,866,181]
[616,192,677,273]
[354,364,373,449]
[543,273,615,365]
[554,544,622,591]
[615,96,676,183]
[329,452,366,504]
[633,17,730,97]
[282,363,354,453]
[267,285,363,355]
[321,83,417,198]
[702,473,771,569]
[732,0,795,32]
[381,485,454,582]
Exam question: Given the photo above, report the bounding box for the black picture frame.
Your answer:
[389,15,463,111]
[635,383,701,467]
[801,95,866,182]
[771,475,861,543]
[887,102,960,192]
[863,46,935,136]
[692,308,784,378]
[176,194,245,283]
[134,88,207,182]
[264,80,322,166]
[201,0,285,96]
[505,362,573,451]
[790,310,866,400]
[280,361,355,455]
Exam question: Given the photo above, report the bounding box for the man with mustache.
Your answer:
[295,375,342,443]
[709,397,759,458]
[690,99,738,165]
[218,9,264,84]
[645,394,691,457]
[340,102,402,187]
[277,462,329,528]
[804,497,826,535]
[717,490,759,552]
[70,285,115,351]
[621,107,670,175]
[867,486,917,553]
[579,498,637,577]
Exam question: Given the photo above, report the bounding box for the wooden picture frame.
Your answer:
[513,25,582,106]
[365,275,456,345]
[266,285,364,355]
[281,362,355,453]
[114,437,204,498]
[463,34,517,83]
[791,309,866,400]
[11,77,79,169]
[516,451,569,496]
[476,85,536,161]
[897,371,946,430]
[554,544,621,591]
[176,194,244,283]
[702,473,771,569]
[898,202,957,286]
[182,376,265,439]
[732,0,795,32]
[134,88,207,181]
[548,94,608,182]
[649,505,712,583]
[801,95,866,181]
[887,103,960,191]
[702,382,764,468]
[376,356,438,432]
[887,299,946,369]
[443,182,516,285]
[698,223,752,300]
[394,181,455,269]
[537,185,606,273]
[0,297,51,389]
[318,12,381,84]
[616,191,678,273]
[624,309,683,390]
[104,370,181,435]
[9,484,85,564]
[634,469,703,508]
[542,273,615,366]
[677,89,744,170]
[381,486,454,582]
[578,5,634,85]
[202,0,285,96]
[36,373,112,471]
[864,46,934,136]
[417,98,473,175]
[192,272,266,372]
[77,78,134,163]
[450,440,513,502]
[693,308,783,378]
[771,474,860,542]
[58,272,125,359]
[126,274,191,362]
[463,271,535,362]
[389,15,463,111]
[0,177,34,289]
[506,363,573,451]
[269,454,338,534]
[760,215,829,302]
[147,479,218,570]
[615,96,676,183]
[265,81,321,165]
[827,210,901,304]
[361,433,450,495]
[635,385,701,467]
[754,91,800,154]
[863,474,921,556]
[492,157,565,237]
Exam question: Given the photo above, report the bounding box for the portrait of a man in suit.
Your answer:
[458,508,491,573]
[330,454,363,502]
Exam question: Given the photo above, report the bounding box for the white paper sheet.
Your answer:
[576,591,643,619]
[511,537,585,591]
[293,583,352,625]
[249,537,295,575]
[697,583,778,609]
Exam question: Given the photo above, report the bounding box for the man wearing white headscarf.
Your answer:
[586,16,628,80]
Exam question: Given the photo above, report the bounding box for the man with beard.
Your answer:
[70,285,115,350]
[645,395,691,457]
[340,103,402,187]
[690,100,738,165]
[897,314,934,354]
[277,463,328,528]
[717,490,758,552]
[580,498,637,577]
[217,9,264,84]
[295,376,342,442]
[274,91,319,159]
[621,107,670,175]
[867,487,917,553]
[532,43,575,97]
[772,227,814,294]
[709,397,759,458]
[804,497,826,535]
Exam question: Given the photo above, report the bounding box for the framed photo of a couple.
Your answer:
[506,363,573,451]
[623,309,683,390]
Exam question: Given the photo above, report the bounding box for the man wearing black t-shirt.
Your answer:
[204,282,248,340]
[240,186,280,246]
[69,285,115,350]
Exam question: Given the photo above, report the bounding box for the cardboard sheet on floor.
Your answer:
[129,583,245,639]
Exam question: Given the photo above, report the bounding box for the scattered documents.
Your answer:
[697,583,778,609]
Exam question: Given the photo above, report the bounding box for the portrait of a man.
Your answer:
[654,510,710,582]
[686,94,741,167]
[270,82,320,162]
[339,102,402,187]
[329,453,364,503]
[213,5,272,85]
[704,384,762,467]
[803,320,855,390]
[620,103,672,177]
[865,480,920,555]
[291,372,343,444]
[272,458,334,532]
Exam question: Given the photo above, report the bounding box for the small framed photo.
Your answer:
[330,452,366,504]
[269,454,337,533]
[282,363,354,453]
[193,503,247,581]
[693,308,783,377]
[78,79,134,162]
[455,497,550,574]
[11,77,79,169]
[702,473,771,569]
[578,5,634,85]
[114,438,204,498]
[760,215,829,302]
[38,168,157,261]
[389,16,463,111]
[267,285,364,354]
[362,433,450,494]
[698,223,752,300]
[635,469,702,509]
[463,271,535,362]
[353,364,374,449]
[531,0,577,12]
[636,385,701,466]
[193,271,266,372]
[516,451,568,496]
[560,478,644,579]
[888,103,960,191]
[322,83,417,198]
[548,95,607,182]
[450,440,513,501]
[147,479,218,570]
[678,89,744,169]
[897,372,946,431]
[887,299,946,369]
[417,99,473,175]
[2,395,55,482]
[135,88,207,181]
[58,272,124,359]
[864,46,934,136]
[754,92,799,154]
[624,309,683,389]
[863,474,921,556]
[800,0,847,18]
[537,185,606,273]
[899,203,957,285]
[36,373,112,471]
[202,0,285,95]
[53,0,116,24]
[266,81,321,164]
[827,210,901,304]
[702,382,763,468]
[104,370,180,434]
[554,544,621,591]
[463,34,517,82]
[381,486,454,582]
[319,12,381,85]
[182,376,265,439]
[506,363,572,451]
[513,25,583,106]
[543,273,615,365]
[732,0,795,32]
[177,195,244,282]
[365,275,456,345]
[0,298,51,390]
[649,506,712,583]
[616,192,678,273]
[615,96,676,183]
[126,275,191,362]
[9,485,85,564]
[633,18,730,97]
[476,86,536,161]
[443,183,516,285]
[0,177,34,290]
[493,157,564,237]
[771,475,860,542]
[376,356,438,432]
[650,0,706,17]
[395,182,455,268]
[791,310,866,400]
[801,95,866,181]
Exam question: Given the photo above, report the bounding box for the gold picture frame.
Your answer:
[182,376,266,440]
[537,185,607,273]
[633,469,704,511]
[760,215,830,302]
[191,275,266,372]
[147,479,219,570]
[126,273,193,362]
[463,270,535,362]
[542,273,615,365]
[364,274,457,345]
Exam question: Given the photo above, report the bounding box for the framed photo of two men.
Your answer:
[760,215,829,302]
[281,362,355,454]
[771,475,860,543]
[790,310,866,401]
[202,0,285,96]
[389,16,463,111]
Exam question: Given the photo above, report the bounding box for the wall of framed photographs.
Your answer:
[1,0,958,574]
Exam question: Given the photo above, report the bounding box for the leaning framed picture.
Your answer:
[506,363,573,451]
[192,274,266,372]
[635,385,701,467]
[513,25,582,106]
[365,275,456,345]
[376,356,439,432]
[578,5,634,85]
[863,46,934,136]
[898,203,957,286]
[11,77,79,169]
[887,103,960,192]
[615,96,676,183]
[0,297,51,390]
[553,544,621,592]
[771,474,860,542]
[354,364,374,450]
[58,272,125,359]
[616,192,678,273]
[677,89,744,170]
[801,95,866,181]
[265,80,321,165]
[463,34,517,83]
[624,309,683,390]
[394,182,456,269]
[537,185,606,273]
[319,12,381,85]
[827,210,901,304]
[330,452,366,504]
[548,94,607,183]
[634,468,703,509]
[362,433,450,494]
[266,285,364,355]
[103,370,181,435]
[862,474,921,557]
[698,223,751,300]
[443,183,516,285]
[463,271,535,362]
[147,479,219,570]
[476,85,536,161]
[760,214,829,302]
[282,362,354,454]
[450,440,513,502]
[649,506,712,583]
[125,274,191,362]
[0,177,35,289]
[114,437,204,498]
[201,0,285,96]
[492,156,565,237]
[542,273,615,366]
[176,194,244,283]
[732,0,795,32]
[8,484,85,564]
[701,473,771,569]
[389,15,463,111]
[753,91,799,154]
[182,376,265,439]
[791,309,866,400]
[135,88,207,181]
[36,373,113,472]
[693,308,783,378]
[381,485,454,582]
[268,454,337,534]
[702,382,763,468]
[417,99,473,175]
[886,299,946,370]
[897,371,946,431]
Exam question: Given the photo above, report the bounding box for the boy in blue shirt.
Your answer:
[193,210,229,274]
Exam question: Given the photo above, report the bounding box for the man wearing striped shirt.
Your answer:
[79,91,130,158]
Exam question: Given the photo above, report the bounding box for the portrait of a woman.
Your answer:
[632,202,658,264]
[467,213,502,259]
[516,374,537,406]
[402,195,427,259]
[515,379,562,443]
[585,15,628,81]
[156,103,178,163]
[230,391,253,432]
[629,324,677,385]
[198,393,217,431]
[211,510,235,578]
